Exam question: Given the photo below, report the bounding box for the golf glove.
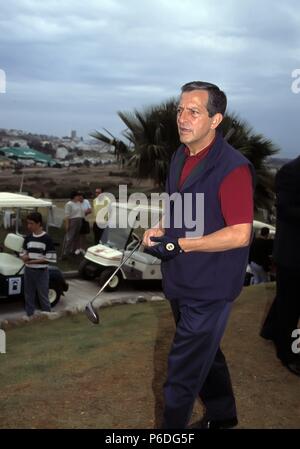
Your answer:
[144,236,184,261]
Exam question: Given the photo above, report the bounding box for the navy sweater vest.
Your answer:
[161,132,255,302]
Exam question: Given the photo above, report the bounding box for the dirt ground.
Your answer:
[0,165,155,199]
[0,283,299,429]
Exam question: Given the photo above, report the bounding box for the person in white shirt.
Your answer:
[77,193,92,255]
[63,191,84,257]
[92,187,111,244]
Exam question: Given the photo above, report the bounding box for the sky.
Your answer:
[0,0,300,157]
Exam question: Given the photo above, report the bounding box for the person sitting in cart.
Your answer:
[20,212,57,318]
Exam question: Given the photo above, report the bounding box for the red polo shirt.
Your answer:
[179,139,253,226]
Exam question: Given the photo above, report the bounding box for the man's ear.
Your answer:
[211,113,223,129]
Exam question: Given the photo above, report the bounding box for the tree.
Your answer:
[219,113,278,212]
[119,99,180,183]
[27,139,43,152]
[43,142,55,157]
[92,99,279,212]
[90,129,130,168]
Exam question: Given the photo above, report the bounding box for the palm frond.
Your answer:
[94,99,280,208]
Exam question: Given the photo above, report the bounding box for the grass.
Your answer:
[0,283,300,429]
[0,301,171,429]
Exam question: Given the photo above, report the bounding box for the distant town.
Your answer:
[0,128,116,169]
[0,127,291,173]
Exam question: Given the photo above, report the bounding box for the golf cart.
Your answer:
[79,203,162,291]
[244,220,276,286]
[0,193,68,307]
[79,202,276,291]
[252,220,276,238]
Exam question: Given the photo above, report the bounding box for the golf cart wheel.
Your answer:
[48,285,61,307]
[78,259,98,280]
[99,268,122,292]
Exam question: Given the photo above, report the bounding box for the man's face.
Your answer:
[27,219,41,234]
[95,189,101,197]
[177,90,222,151]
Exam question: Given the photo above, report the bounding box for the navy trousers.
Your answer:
[24,267,51,316]
[162,298,237,428]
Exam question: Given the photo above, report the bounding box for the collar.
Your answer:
[183,135,217,159]
[32,231,46,237]
[176,132,223,191]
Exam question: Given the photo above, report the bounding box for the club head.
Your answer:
[85,302,99,324]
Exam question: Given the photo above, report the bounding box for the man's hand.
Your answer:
[143,228,165,247]
[144,235,184,261]
[20,255,30,262]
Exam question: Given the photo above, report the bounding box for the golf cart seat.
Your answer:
[127,250,160,265]
[0,254,24,276]
[0,233,24,276]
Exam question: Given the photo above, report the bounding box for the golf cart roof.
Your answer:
[253,220,275,232]
[0,192,53,208]
[253,220,276,236]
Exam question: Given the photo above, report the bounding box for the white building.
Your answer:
[56,146,69,159]
[9,139,29,147]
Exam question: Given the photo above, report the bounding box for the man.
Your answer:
[20,212,57,317]
[249,227,273,284]
[77,193,92,255]
[63,190,84,257]
[260,157,300,376]
[143,81,255,429]
[92,187,111,244]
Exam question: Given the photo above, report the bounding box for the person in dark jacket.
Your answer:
[249,227,273,284]
[143,81,254,429]
[260,157,300,376]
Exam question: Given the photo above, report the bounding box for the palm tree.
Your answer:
[90,129,130,168]
[219,113,278,212]
[119,99,180,186]
[92,100,279,212]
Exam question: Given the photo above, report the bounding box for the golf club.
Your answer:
[59,234,67,261]
[85,240,142,324]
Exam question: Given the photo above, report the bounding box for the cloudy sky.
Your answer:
[0,0,300,157]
